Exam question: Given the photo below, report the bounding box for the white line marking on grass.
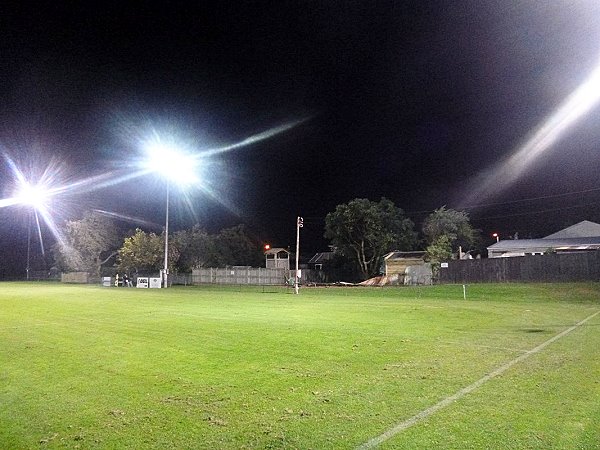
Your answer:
[436,340,530,354]
[357,310,600,449]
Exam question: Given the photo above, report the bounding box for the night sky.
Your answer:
[2,2,600,276]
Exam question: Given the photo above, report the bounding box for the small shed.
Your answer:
[383,251,427,277]
[265,247,290,270]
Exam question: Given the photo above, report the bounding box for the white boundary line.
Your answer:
[435,340,530,354]
[357,310,600,449]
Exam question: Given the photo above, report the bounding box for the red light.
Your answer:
[264,244,271,251]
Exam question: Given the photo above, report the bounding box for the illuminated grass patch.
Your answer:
[1,283,599,449]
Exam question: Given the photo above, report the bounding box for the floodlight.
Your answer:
[145,142,198,185]
[142,135,200,288]
[16,183,50,209]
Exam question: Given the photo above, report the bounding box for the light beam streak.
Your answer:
[460,61,600,206]
[202,117,312,156]
[93,209,161,229]
[51,169,151,196]
[0,197,21,208]
[0,169,152,210]
[33,210,45,256]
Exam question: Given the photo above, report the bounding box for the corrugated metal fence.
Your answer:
[439,251,600,283]
[192,267,288,285]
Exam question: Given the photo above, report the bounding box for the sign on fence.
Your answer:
[136,277,149,288]
[149,277,162,288]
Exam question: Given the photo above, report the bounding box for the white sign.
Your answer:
[149,277,162,289]
[440,262,449,268]
[136,277,149,288]
[102,277,112,287]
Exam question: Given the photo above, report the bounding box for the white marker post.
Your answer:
[295,216,303,295]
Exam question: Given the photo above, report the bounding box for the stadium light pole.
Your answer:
[295,216,303,295]
[26,210,32,280]
[143,139,198,288]
[163,180,170,288]
[15,182,51,280]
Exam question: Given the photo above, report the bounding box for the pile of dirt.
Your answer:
[358,274,400,286]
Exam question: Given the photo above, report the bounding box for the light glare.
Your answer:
[16,183,50,209]
[145,141,198,185]
[460,59,600,206]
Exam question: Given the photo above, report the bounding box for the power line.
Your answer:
[459,186,600,210]
[474,201,600,221]
[406,186,600,216]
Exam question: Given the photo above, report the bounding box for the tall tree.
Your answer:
[423,206,478,252]
[117,229,179,274]
[214,225,263,267]
[54,211,122,275]
[173,226,218,271]
[324,198,417,280]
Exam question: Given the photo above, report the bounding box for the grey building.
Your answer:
[487,221,600,258]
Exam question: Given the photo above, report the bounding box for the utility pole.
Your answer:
[295,216,303,294]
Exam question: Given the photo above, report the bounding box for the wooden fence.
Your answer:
[439,251,600,283]
[192,267,288,285]
[61,272,91,284]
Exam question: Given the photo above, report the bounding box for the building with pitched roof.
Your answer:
[264,247,290,270]
[487,221,600,258]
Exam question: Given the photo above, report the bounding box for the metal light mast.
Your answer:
[295,216,303,294]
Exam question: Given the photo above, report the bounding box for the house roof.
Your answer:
[264,247,289,256]
[543,220,600,239]
[487,221,600,254]
[487,237,600,252]
[384,251,427,260]
[308,252,334,264]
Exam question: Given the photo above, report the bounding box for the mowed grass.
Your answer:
[1,283,599,449]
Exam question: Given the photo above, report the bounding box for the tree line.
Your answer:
[51,198,478,280]
[324,199,478,280]
[52,214,263,277]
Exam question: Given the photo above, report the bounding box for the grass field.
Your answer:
[1,282,599,449]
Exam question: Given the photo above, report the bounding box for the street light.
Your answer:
[143,139,198,288]
[492,232,499,243]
